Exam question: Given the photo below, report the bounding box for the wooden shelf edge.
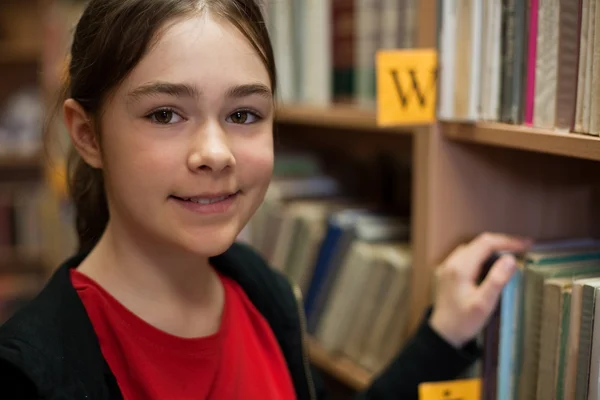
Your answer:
[0,247,47,273]
[0,153,43,169]
[442,121,600,162]
[307,336,373,391]
[0,42,40,64]
[0,247,43,262]
[275,103,425,134]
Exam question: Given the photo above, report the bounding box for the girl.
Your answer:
[0,0,530,399]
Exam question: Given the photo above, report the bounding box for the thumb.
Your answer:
[475,254,517,314]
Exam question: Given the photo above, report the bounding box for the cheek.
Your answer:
[233,138,273,188]
[102,127,182,199]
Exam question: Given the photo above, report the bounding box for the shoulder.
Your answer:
[0,255,105,397]
[0,319,53,397]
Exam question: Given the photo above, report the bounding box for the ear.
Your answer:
[63,99,103,169]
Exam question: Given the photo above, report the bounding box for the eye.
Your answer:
[146,108,184,124]
[227,110,260,125]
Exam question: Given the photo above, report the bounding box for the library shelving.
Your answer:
[0,42,40,64]
[442,121,600,163]
[308,337,372,392]
[0,247,45,272]
[0,154,43,170]
[275,103,420,134]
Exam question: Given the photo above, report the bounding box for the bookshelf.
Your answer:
[0,42,40,64]
[275,103,420,134]
[0,247,45,272]
[308,336,372,391]
[0,154,43,170]
[443,121,600,163]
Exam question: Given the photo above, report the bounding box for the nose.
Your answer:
[187,121,235,173]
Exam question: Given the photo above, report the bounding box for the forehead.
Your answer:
[119,13,270,94]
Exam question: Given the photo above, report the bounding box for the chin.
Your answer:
[177,224,241,258]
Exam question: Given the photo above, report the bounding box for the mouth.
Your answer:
[170,191,240,205]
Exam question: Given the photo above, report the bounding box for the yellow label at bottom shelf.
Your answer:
[46,159,68,200]
[418,378,481,400]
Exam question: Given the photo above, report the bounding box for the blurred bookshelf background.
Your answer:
[6,1,600,400]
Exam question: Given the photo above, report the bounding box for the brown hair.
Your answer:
[47,0,276,254]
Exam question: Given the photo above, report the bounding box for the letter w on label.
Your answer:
[376,49,438,126]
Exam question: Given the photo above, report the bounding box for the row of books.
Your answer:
[437,0,597,136]
[482,237,600,400]
[0,182,51,326]
[263,0,417,108]
[0,86,42,157]
[0,184,45,257]
[240,153,414,373]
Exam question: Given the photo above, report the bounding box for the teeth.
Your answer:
[189,195,229,204]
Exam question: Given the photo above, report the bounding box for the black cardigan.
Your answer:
[0,242,480,399]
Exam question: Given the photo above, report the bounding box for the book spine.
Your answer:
[500,0,516,123]
[554,0,583,131]
[332,0,355,103]
[524,0,539,125]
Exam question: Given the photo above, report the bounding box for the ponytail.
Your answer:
[43,53,109,254]
[67,146,109,254]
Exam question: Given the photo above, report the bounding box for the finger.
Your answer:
[461,232,531,279]
[474,253,517,316]
[437,244,469,281]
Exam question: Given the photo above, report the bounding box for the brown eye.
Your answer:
[155,110,172,123]
[230,111,248,124]
[147,108,183,124]
[227,110,259,124]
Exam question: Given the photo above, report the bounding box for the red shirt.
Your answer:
[70,268,296,400]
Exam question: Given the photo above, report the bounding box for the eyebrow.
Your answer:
[127,82,201,102]
[226,83,272,99]
[127,82,272,103]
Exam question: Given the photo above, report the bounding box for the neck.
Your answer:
[77,220,224,338]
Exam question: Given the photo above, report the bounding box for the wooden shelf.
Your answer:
[0,153,43,170]
[275,103,423,134]
[0,247,46,273]
[0,42,40,64]
[443,121,600,162]
[0,154,40,167]
[307,336,373,391]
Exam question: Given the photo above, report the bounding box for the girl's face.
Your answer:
[97,14,274,256]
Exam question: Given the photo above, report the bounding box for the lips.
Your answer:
[171,191,240,204]
[170,191,239,215]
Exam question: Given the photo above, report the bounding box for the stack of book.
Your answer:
[484,237,600,399]
[0,184,45,259]
[263,0,418,108]
[437,0,599,137]
[242,152,414,373]
[0,86,42,157]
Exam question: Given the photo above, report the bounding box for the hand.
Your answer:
[429,232,532,348]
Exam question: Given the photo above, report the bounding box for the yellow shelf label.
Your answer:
[418,378,481,400]
[376,48,438,126]
[46,160,68,199]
